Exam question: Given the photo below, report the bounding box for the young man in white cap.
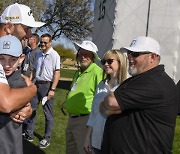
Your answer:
[100,36,178,154]
[0,3,45,123]
[0,35,27,154]
[0,3,45,41]
[65,40,103,154]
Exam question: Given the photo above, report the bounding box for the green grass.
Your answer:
[23,69,180,154]
[173,116,180,154]
[60,68,76,78]
[23,69,74,154]
[23,88,69,154]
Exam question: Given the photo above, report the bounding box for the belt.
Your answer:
[70,114,89,118]
[36,80,52,84]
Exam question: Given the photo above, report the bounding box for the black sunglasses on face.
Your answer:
[127,51,151,58]
[101,59,115,65]
[40,41,49,45]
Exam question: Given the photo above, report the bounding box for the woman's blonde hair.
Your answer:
[103,49,128,84]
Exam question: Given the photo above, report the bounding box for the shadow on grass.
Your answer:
[57,80,72,91]
[23,138,45,154]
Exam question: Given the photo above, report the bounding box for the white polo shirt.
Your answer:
[35,47,61,81]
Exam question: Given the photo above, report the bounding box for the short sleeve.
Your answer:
[0,64,8,84]
[114,75,163,111]
[54,52,61,70]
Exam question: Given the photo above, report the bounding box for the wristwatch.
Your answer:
[50,88,55,91]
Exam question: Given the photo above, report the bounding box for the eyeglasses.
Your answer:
[40,41,49,45]
[101,59,115,65]
[127,51,151,58]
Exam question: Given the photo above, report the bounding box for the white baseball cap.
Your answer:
[122,36,160,55]
[0,3,45,27]
[0,35,22,57]
[74,40,100,61]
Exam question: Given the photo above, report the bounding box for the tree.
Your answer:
[53,44,76,62]
[41,0,93,41]
[0,0,94,42]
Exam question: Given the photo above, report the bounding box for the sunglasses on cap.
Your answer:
[101,59,115,65]
[127,51,151,58]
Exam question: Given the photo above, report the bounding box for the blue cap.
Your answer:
[0,35,22,57]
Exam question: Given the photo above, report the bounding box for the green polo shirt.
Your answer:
[65,63,103,115]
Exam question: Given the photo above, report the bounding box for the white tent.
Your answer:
[92,0,180,83]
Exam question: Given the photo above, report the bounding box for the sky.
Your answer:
[32,26,75,50]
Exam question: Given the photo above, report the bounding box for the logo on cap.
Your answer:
[3,41,11,49]
[28,10,33,16]
[5,16,19,21]
[130,39,137,47]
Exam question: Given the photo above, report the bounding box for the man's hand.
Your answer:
[100,102,122,116]
[47,90,55,100]
[10,103,32,123]
[22,74,33,86]
[100,92,122,116]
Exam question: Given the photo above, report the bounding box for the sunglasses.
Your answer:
[127,51,151,58]
[40,41,49,45]
[101,59,115,65]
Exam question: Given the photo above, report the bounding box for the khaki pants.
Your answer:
[66,115,89,154]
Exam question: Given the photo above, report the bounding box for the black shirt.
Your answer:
[102,65,178,154]
[177,80,180,115]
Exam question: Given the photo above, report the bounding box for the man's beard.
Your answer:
[128,66,138,76]
[128,63,147,76]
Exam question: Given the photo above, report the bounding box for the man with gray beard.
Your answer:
[100,36,178,154]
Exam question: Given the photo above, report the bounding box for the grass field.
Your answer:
[23,69,180,154]
[60,68,77,79]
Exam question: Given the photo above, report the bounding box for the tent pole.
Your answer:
[146,0,151,36]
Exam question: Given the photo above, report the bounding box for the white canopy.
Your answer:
[93,0,180,83]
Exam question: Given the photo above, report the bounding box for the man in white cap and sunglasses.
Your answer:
[65,40,103,154]
[0,3,45,123]
[100,36,177,154]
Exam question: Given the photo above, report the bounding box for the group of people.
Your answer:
[65,36,178,154]
[0,3,60,154]
[0,2,178,154]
